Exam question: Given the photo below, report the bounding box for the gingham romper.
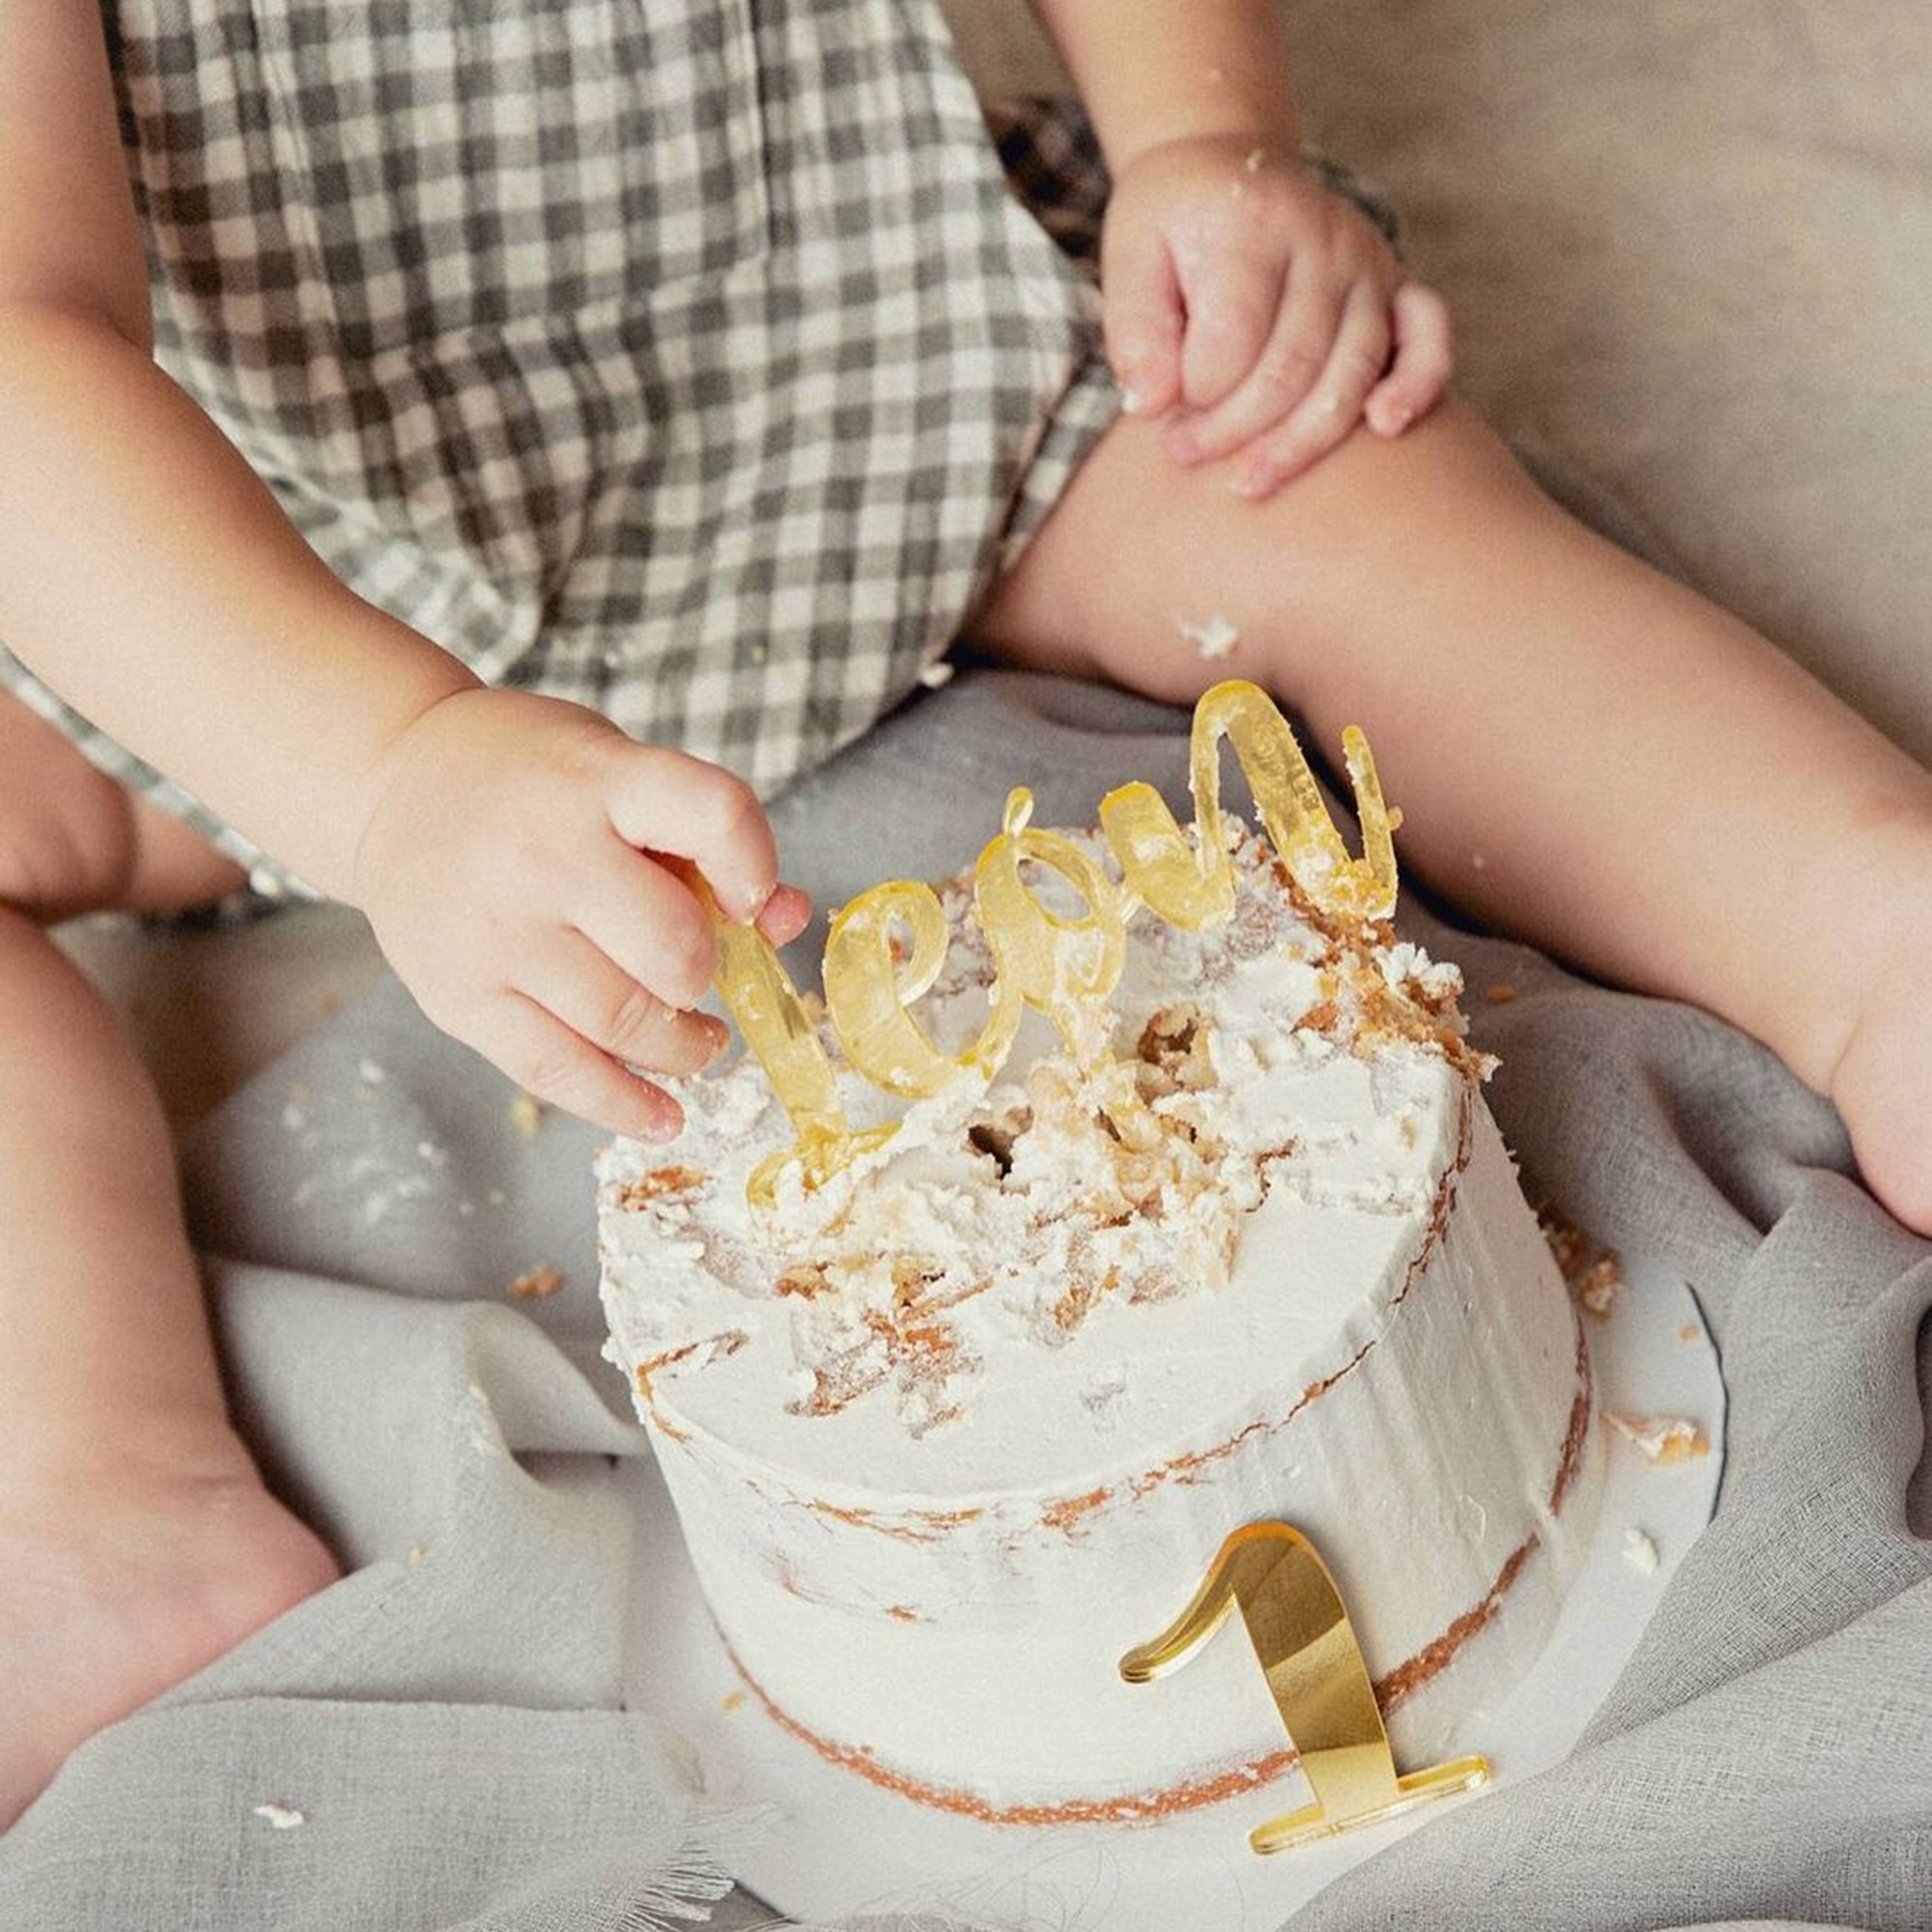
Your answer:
[2,0,1391,895]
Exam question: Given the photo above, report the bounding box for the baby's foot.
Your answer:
[0,1447,339,1833]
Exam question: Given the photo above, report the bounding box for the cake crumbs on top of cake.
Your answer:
[617,1164,713,1210]
[775,1261,831,1299]
[600,821,1499,1443]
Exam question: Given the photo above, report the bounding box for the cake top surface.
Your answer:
[598,824,1488,1502]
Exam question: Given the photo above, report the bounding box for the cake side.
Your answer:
[615,1095,1596,1814]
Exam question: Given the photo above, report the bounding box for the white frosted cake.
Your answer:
[598,800,1600,1830]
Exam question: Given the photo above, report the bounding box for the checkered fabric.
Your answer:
[3,1,1389,897]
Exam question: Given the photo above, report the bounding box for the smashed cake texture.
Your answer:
[599,824,1492,1462]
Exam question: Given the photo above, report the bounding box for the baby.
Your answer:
[1,0,1927,1835]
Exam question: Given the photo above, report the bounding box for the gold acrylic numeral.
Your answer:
[1120,1522,1488,1855]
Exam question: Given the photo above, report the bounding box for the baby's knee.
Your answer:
[976,396,1553,723]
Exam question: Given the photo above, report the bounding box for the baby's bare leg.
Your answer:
[0,694,337,1833]
[974,400,1932,1229]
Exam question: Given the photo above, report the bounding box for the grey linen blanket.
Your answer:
[2,669,1928,1930]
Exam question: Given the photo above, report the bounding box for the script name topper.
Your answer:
[702,680,1401,1207]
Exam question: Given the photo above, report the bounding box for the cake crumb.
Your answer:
[776,1262,832,1299]
[509,1264,565,1300]
[1605,1410,1710,1464]
[1538,1208,1623,1316]
[1179,613,1240,661]
[722,1690,748,1713]
[508,1091,546,1137]
[1574,1256,1624,1319]
[1679,1322,1701,1344]
[357,1059,386,1086]
[251,1802,305,1831]
[1622,1527,1661,1576]
[918,660,955,690]
[407,1545,425,1568]
[617,1165,712,1209]
[1485,983,1519,1005]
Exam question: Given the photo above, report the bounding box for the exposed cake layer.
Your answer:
[598,828,1599,1812]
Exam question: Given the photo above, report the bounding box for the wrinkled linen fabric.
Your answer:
[2,670,1928,1931]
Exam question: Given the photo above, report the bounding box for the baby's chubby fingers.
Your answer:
[1101,210,1186,420]
[571,839,723,1011]
[1163,267,1342,467]
[755,883,812,948]
[1234,282,1392,499]
[607,745,784,929]
[521,929,729,1082]
[1173,245,1284,424]
[348,687,811,1134]
[1365,281,1454,438]
[469,994,692,1144]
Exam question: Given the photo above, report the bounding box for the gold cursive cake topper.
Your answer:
[1121,1521,1490,1853]
[703,680,1401,1208]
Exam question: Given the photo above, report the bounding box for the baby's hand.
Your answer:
[350,687,809,1142]
[1101,135,1453,498]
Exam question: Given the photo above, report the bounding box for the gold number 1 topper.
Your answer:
[1120,1522,1489,1855]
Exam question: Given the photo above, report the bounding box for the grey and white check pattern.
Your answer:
[5,3,1387,896]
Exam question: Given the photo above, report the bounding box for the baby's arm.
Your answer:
[0,0,803,1138]
[1025,0,1453,496]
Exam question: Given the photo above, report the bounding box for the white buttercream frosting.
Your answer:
[598,826,1598,1816]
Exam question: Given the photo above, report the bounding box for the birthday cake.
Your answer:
[597,685,1599,1829]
